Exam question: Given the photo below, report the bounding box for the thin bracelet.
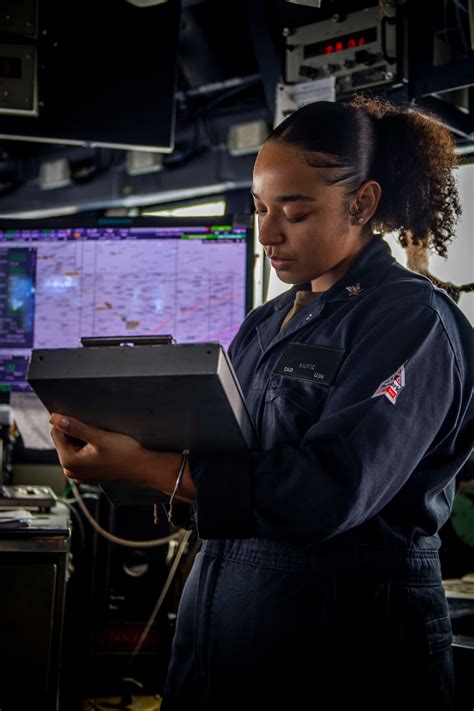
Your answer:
[167,449,190,524]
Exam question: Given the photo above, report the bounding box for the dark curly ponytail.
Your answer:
[347,94,462,258]
[268,94,462,259]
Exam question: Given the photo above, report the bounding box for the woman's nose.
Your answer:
[257,215,285,247]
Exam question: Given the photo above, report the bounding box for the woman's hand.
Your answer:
[49,413,144,482]
[49,413,197,503]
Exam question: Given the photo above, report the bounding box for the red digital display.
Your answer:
[322,36,365,54]
[304,27,377,60]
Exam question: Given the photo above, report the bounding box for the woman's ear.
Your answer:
[353,180,382,222]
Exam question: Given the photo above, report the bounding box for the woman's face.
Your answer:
[252,140,373,290]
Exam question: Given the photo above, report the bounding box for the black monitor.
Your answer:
[0,215,254,392]
[0,0,180,152]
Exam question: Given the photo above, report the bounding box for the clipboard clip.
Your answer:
[80,335,176,347]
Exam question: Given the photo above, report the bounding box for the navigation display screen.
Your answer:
[0,216,253,391]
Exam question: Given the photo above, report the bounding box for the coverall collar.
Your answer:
[273,235,396,312]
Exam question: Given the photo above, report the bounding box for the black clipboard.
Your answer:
[27,339,258,506]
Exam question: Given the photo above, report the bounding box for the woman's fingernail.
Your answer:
[60,417,70,428]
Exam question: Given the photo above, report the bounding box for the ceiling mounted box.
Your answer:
[285,5,400,96]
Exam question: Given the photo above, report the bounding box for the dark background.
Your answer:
[0,0,473,218]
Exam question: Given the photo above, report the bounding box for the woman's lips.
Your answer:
[270,257,293,270]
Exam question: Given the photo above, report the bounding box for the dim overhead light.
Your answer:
[39,159,71,190]
[227,120,269,157]
[144,200,226,217]
[125,150,164,176]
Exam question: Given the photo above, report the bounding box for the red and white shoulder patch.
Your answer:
[372,364,405,405]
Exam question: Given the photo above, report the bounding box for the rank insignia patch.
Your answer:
[372,364,405,405]
[346,283,363,296]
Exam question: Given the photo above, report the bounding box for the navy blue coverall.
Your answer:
[162,236,473,710]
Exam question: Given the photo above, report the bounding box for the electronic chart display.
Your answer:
[0,216,254,392]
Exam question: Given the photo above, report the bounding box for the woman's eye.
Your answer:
[287,215,307,223]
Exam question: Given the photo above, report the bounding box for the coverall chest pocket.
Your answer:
[262,372,330,448]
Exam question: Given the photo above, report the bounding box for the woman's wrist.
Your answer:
[135,447,196,503]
